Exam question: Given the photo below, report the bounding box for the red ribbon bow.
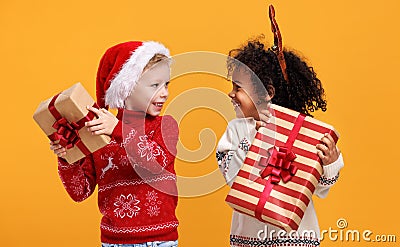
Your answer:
[259,146,298,184]
[47,93,97,156]
[49,117,81,149]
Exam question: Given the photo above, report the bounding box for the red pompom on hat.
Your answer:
[96,41,170,109]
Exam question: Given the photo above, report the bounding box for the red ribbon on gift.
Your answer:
[49,117,80,149]
[47,93,98,156]
[255,113,306,222]
[259,146,298,184]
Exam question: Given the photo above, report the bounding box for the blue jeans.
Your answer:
[101,240,178,247]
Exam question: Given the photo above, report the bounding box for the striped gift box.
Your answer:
[225,104,339,232]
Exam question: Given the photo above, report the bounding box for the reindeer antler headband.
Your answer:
[269,5,289,82]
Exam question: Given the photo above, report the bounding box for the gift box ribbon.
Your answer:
[259,146,298,184]
[255,113,306,221]
[47,93,98,156]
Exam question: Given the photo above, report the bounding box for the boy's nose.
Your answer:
[160,86,169,98]
[228,91,235,98]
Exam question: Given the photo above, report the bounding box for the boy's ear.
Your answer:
[266,85,275,99]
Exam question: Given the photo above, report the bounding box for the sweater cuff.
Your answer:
[111,120,123,143]
[322,153,344,178]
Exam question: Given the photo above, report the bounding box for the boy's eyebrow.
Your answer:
[149,78,167,83]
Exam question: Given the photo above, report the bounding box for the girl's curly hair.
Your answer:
[227,37,327,116]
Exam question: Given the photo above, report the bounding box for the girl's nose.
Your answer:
[228,90,235,98]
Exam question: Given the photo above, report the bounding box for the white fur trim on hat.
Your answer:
[105,41,170,108]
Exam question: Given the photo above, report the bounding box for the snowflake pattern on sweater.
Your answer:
[145,190,162,217]
[57,113,179,244]
[114,194,141,218]
[238,137,250,152]
[217,150,235,179]
[137,133,167,165]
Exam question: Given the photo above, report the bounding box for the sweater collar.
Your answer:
[116,108,157,121]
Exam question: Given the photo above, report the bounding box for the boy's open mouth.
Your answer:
[153,102,165,107]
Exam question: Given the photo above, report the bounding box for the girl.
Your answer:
[50,41,179,247]
[216,7,344,246]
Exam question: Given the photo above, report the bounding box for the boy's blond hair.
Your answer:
[144,53,170,71]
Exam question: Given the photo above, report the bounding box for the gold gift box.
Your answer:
[33,83,110,164]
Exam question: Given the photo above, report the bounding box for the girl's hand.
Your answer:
[316,133,340,165]
[85,106,119,136]
[50,141,66,157]
[255,95,272,130]
[255,109,272,130]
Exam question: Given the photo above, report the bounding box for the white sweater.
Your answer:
[217,118,344,247]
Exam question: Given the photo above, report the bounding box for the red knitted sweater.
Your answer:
[57,110,179,244]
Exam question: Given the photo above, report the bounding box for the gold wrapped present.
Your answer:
[33,83,110,164]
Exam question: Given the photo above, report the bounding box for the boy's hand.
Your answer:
[50,141,66,157]
[316,133,340,165]
[85,106,119,136]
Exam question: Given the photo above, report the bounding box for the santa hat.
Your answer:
[96,41,170,109]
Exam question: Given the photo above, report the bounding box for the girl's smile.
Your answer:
[229,68,261,120]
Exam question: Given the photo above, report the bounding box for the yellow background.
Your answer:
[1,0,399,246]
